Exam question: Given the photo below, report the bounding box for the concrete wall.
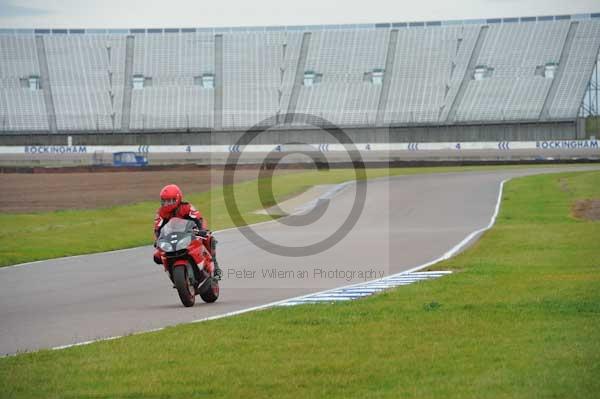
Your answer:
[0,121,579,146]
[2,147,599,169]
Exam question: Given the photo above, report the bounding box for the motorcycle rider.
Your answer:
[153,184,222,280]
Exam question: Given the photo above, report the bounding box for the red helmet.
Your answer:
[159,184,182,214]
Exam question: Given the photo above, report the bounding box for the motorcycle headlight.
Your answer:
[176,236,192,251]
[158,241,173,252]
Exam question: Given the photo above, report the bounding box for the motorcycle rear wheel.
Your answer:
[173,266,196,307]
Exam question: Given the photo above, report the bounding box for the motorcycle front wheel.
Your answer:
[173,266,196,307]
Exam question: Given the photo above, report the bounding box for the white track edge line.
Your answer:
[273,178,507,299]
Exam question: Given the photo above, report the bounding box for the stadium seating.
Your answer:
[454,21,569,122]
[131,32,214,130]
[0,36,48,131]
[0,15,598,133]
[295,29,388,126]
[44,35,126,131]
[384,25,480,124]
[222,32,302,128]
[547,20,600,119]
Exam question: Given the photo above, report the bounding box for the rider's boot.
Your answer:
[211,237,222,280]
[213,257,222,281]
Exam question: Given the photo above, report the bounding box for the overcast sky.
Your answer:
[0,0,598,29]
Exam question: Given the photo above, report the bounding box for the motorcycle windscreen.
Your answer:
[159,218,195,238]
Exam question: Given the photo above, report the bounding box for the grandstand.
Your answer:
[0,13,599,145]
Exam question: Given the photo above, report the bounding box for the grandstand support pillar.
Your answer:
[35,36,57,133]
[539,22,579,121]
[576,117,587,139]
[376,29,398,126]
[446,25,489,123]
[577,27,600,140]
[285,32,311,124]
[120,35,135,132]
[214,34,223,131]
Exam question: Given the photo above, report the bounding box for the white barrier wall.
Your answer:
[0,140,598,155]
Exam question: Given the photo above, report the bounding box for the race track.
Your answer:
[0,166,597,356]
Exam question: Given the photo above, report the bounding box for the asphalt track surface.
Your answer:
[0,166,598,356]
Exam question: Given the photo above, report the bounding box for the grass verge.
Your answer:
[0,164,552,267]
[1,170,599,398]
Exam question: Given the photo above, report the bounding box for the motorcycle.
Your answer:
[154,217,219,307]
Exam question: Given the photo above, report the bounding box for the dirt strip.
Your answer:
[0,169,293,213]
[572,199,600,221]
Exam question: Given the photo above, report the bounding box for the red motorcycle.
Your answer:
[154,217,219,307]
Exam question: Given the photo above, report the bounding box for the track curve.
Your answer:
[0,166,597,356]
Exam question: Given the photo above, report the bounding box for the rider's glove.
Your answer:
[193,227,208,237]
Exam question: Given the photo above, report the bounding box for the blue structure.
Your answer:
[112,152,148,167]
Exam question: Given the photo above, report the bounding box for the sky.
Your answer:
[0,0,598,29]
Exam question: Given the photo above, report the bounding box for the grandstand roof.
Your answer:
[0,12,598,36]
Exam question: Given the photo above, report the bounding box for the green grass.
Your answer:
[0,164,556,267]
[1,170,599,398]
[0,167,374,266]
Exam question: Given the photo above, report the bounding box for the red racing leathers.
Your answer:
[153,201,207,239]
